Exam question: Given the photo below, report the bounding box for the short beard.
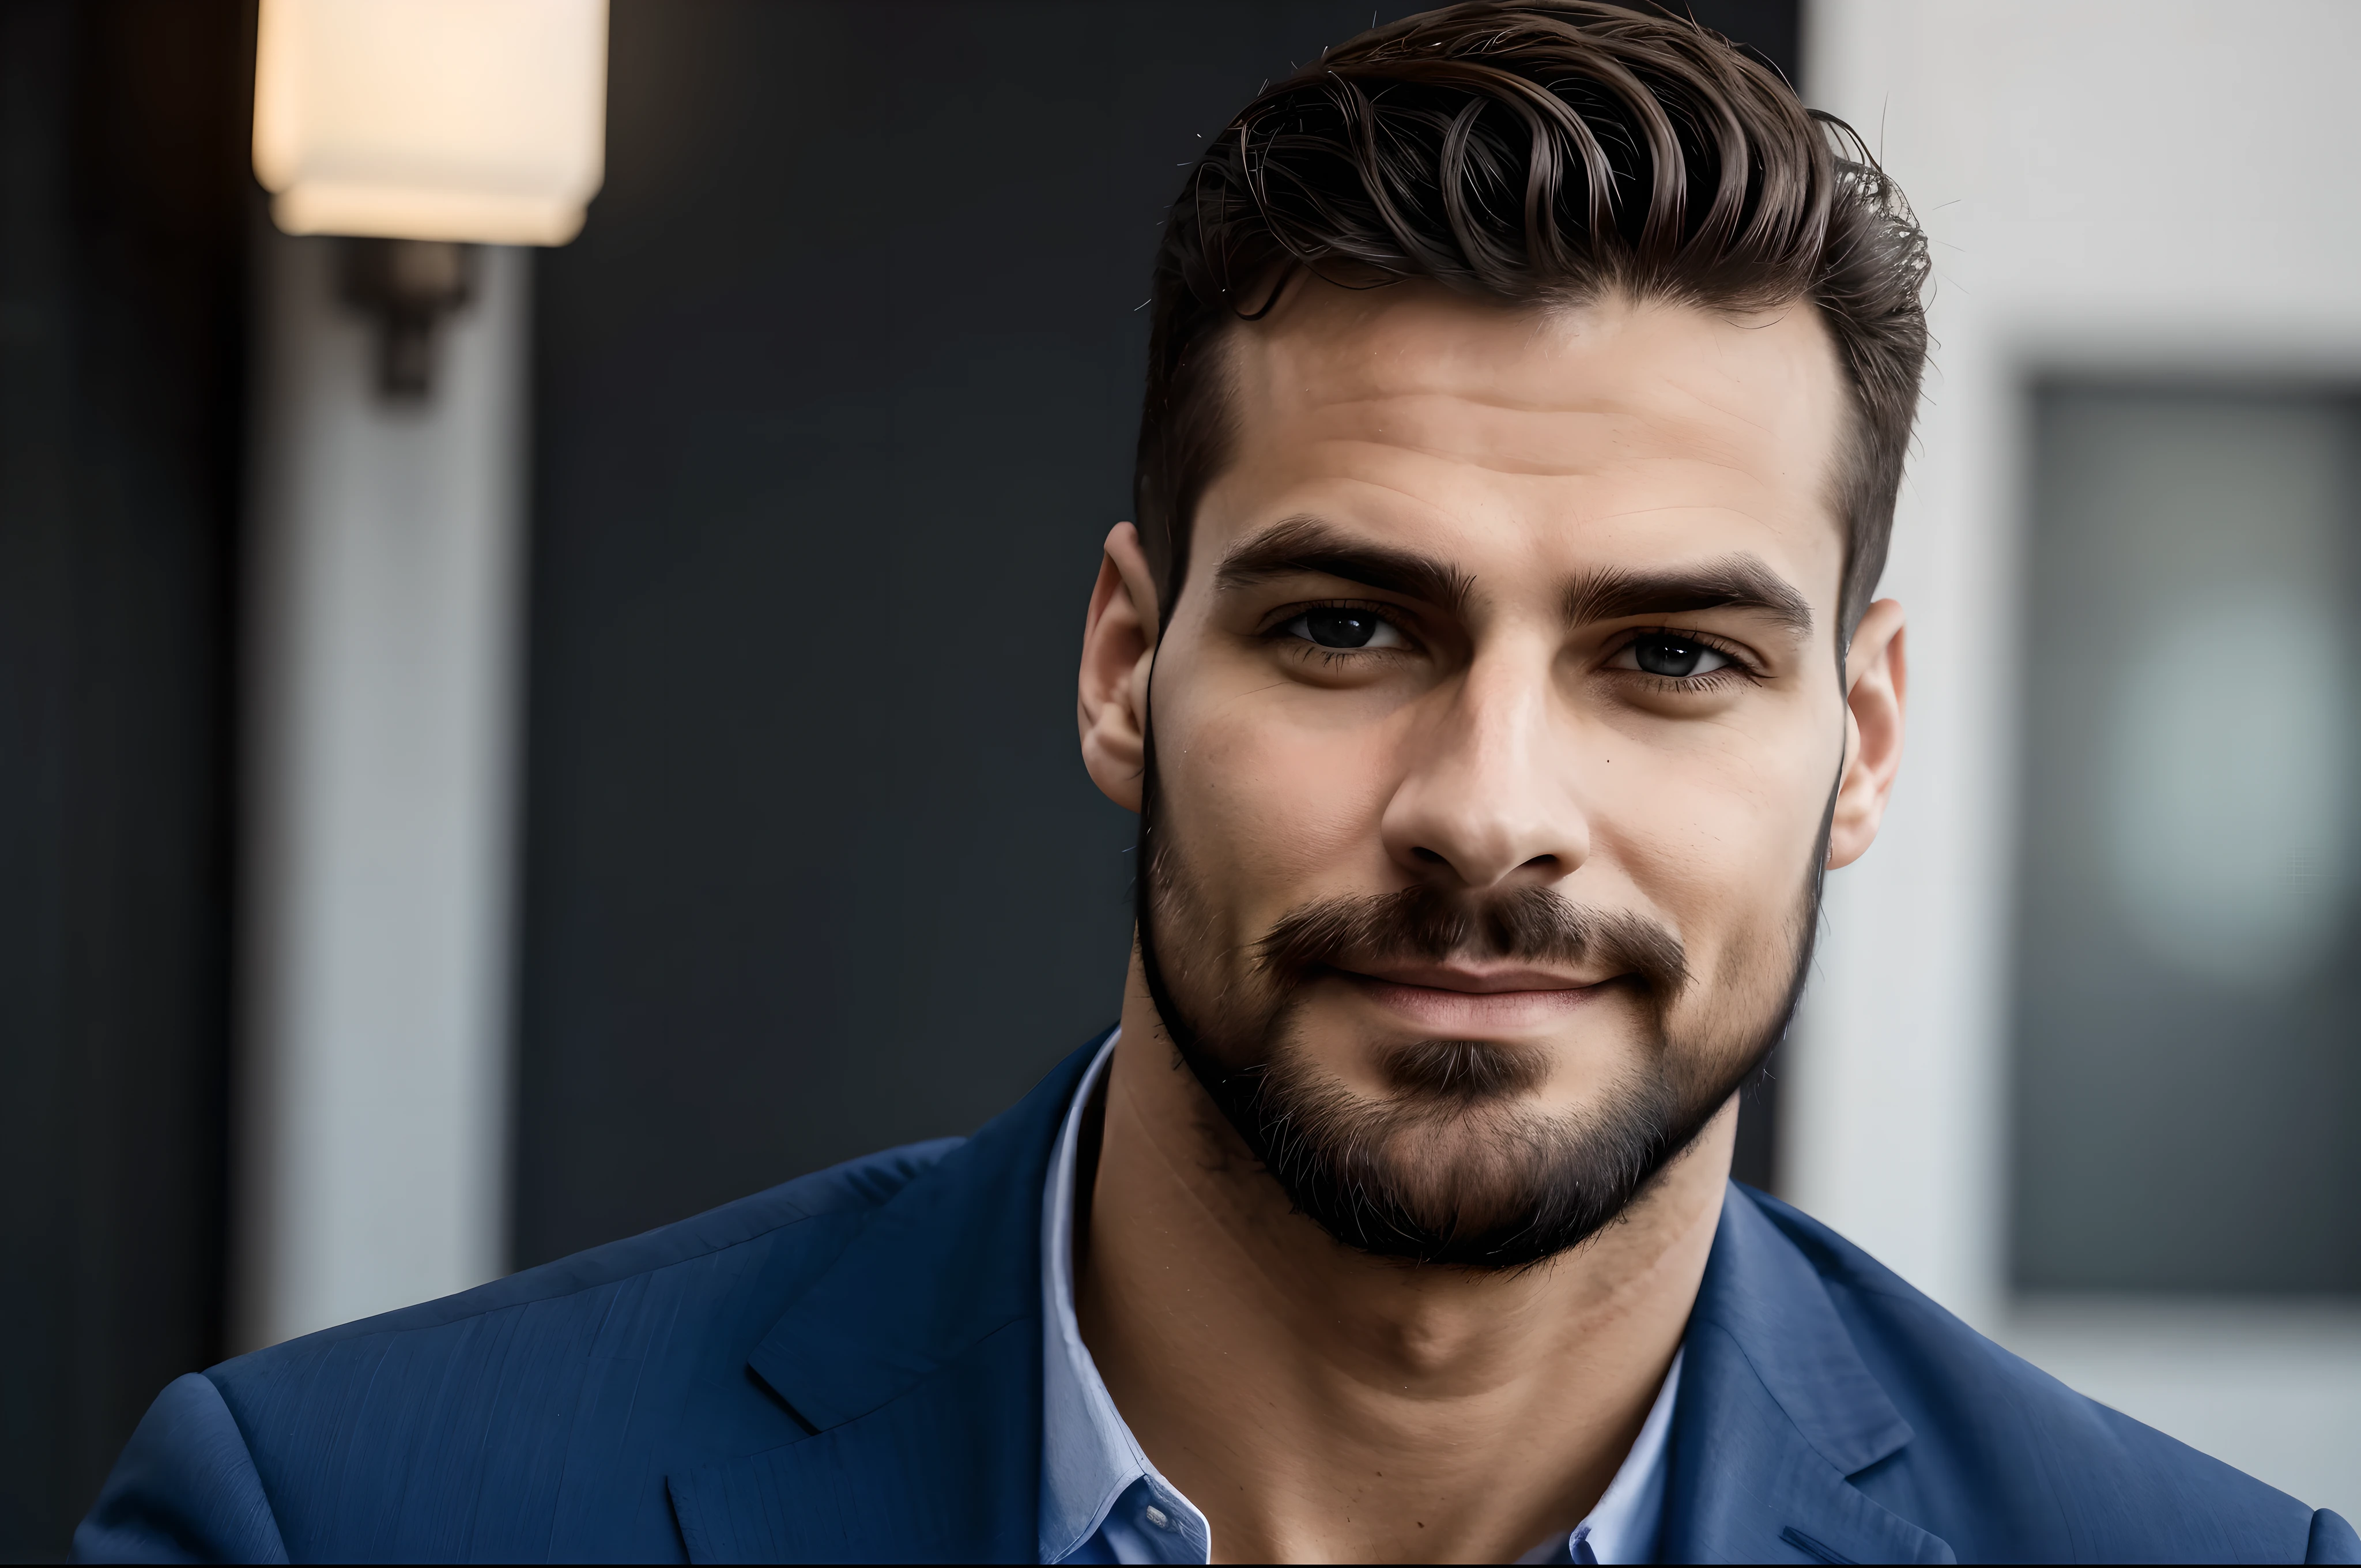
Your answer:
[1133,733,1828,1272]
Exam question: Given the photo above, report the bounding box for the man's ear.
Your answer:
[1078,522,1161,813]
[1827,597,1907,870]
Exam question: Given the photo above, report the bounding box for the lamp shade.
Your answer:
[254,0,608,246]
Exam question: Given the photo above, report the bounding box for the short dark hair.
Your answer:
[1133,0,1929,635]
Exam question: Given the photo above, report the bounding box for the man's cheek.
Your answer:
[1185,714,1395,874]
[1606,771,1817,948]
[1624,734,1826,858]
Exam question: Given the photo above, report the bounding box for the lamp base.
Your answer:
[338,238,477,398]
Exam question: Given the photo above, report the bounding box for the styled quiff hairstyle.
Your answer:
[1134,0,1929,635]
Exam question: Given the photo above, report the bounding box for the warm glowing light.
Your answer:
[254,0,608,246]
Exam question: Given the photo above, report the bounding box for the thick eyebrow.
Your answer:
[1562,553,1815,640]
[1212,515,1474,615]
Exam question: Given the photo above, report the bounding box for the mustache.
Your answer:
[1253,884,1689,1000]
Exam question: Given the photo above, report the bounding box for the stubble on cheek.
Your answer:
[1140,749,1271,1067]
[1655,839,1823,1112]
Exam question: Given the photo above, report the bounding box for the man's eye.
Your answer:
[1281,606,1406,650]
[1617,633,1734,678]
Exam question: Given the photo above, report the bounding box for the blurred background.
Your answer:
[2,0,2354,1557]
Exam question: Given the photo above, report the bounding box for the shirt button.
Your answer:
[1144,1505,1171,1530]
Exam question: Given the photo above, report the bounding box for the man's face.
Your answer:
[1130,281,1858,1267]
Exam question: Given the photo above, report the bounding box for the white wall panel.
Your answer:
[236,234,527,1350]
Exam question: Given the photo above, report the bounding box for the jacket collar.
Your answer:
[666,1036,1103,1565]
[667,1043,1951,1565]
[1662,1185,1954,1565]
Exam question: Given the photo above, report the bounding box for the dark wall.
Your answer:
[0,1,248,1555]
[517,0,1801,1267]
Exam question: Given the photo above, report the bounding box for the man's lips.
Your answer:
[1336,960,1606,994]
[1326,962,1612,1030]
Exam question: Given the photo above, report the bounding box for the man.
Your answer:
[77,4,2356,1563]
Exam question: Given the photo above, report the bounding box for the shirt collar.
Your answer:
[1550,1347,1682,1565]
[1039,1032,1211,1563]
[1038,1028,1683,1566]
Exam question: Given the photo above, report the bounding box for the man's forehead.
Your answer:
[1197,280,1850,605]
[1229,281,1842,451]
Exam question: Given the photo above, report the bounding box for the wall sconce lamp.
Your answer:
[252,0,608,396]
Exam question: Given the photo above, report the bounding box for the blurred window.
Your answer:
[2012,383,2361,1294]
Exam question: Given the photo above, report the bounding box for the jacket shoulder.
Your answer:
[1742,1187,2324,1563]
[74,1373,290,1564]
[112,1139,961,1564]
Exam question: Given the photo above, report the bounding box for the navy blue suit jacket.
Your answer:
[78,1038,2360,1563]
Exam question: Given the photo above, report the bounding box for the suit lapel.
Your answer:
[667,1036,1105,1565]
[1663,1187,1955,1565]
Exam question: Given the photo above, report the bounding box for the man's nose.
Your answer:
[1379,647,1590,891]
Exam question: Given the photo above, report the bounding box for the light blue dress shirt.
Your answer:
[1038,1032,1683,1565]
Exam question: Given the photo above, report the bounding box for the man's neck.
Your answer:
[1075,958,1733,1565]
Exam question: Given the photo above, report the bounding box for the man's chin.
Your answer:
[1325,1111,1594,1244]
[1236,1048,1692,1269]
